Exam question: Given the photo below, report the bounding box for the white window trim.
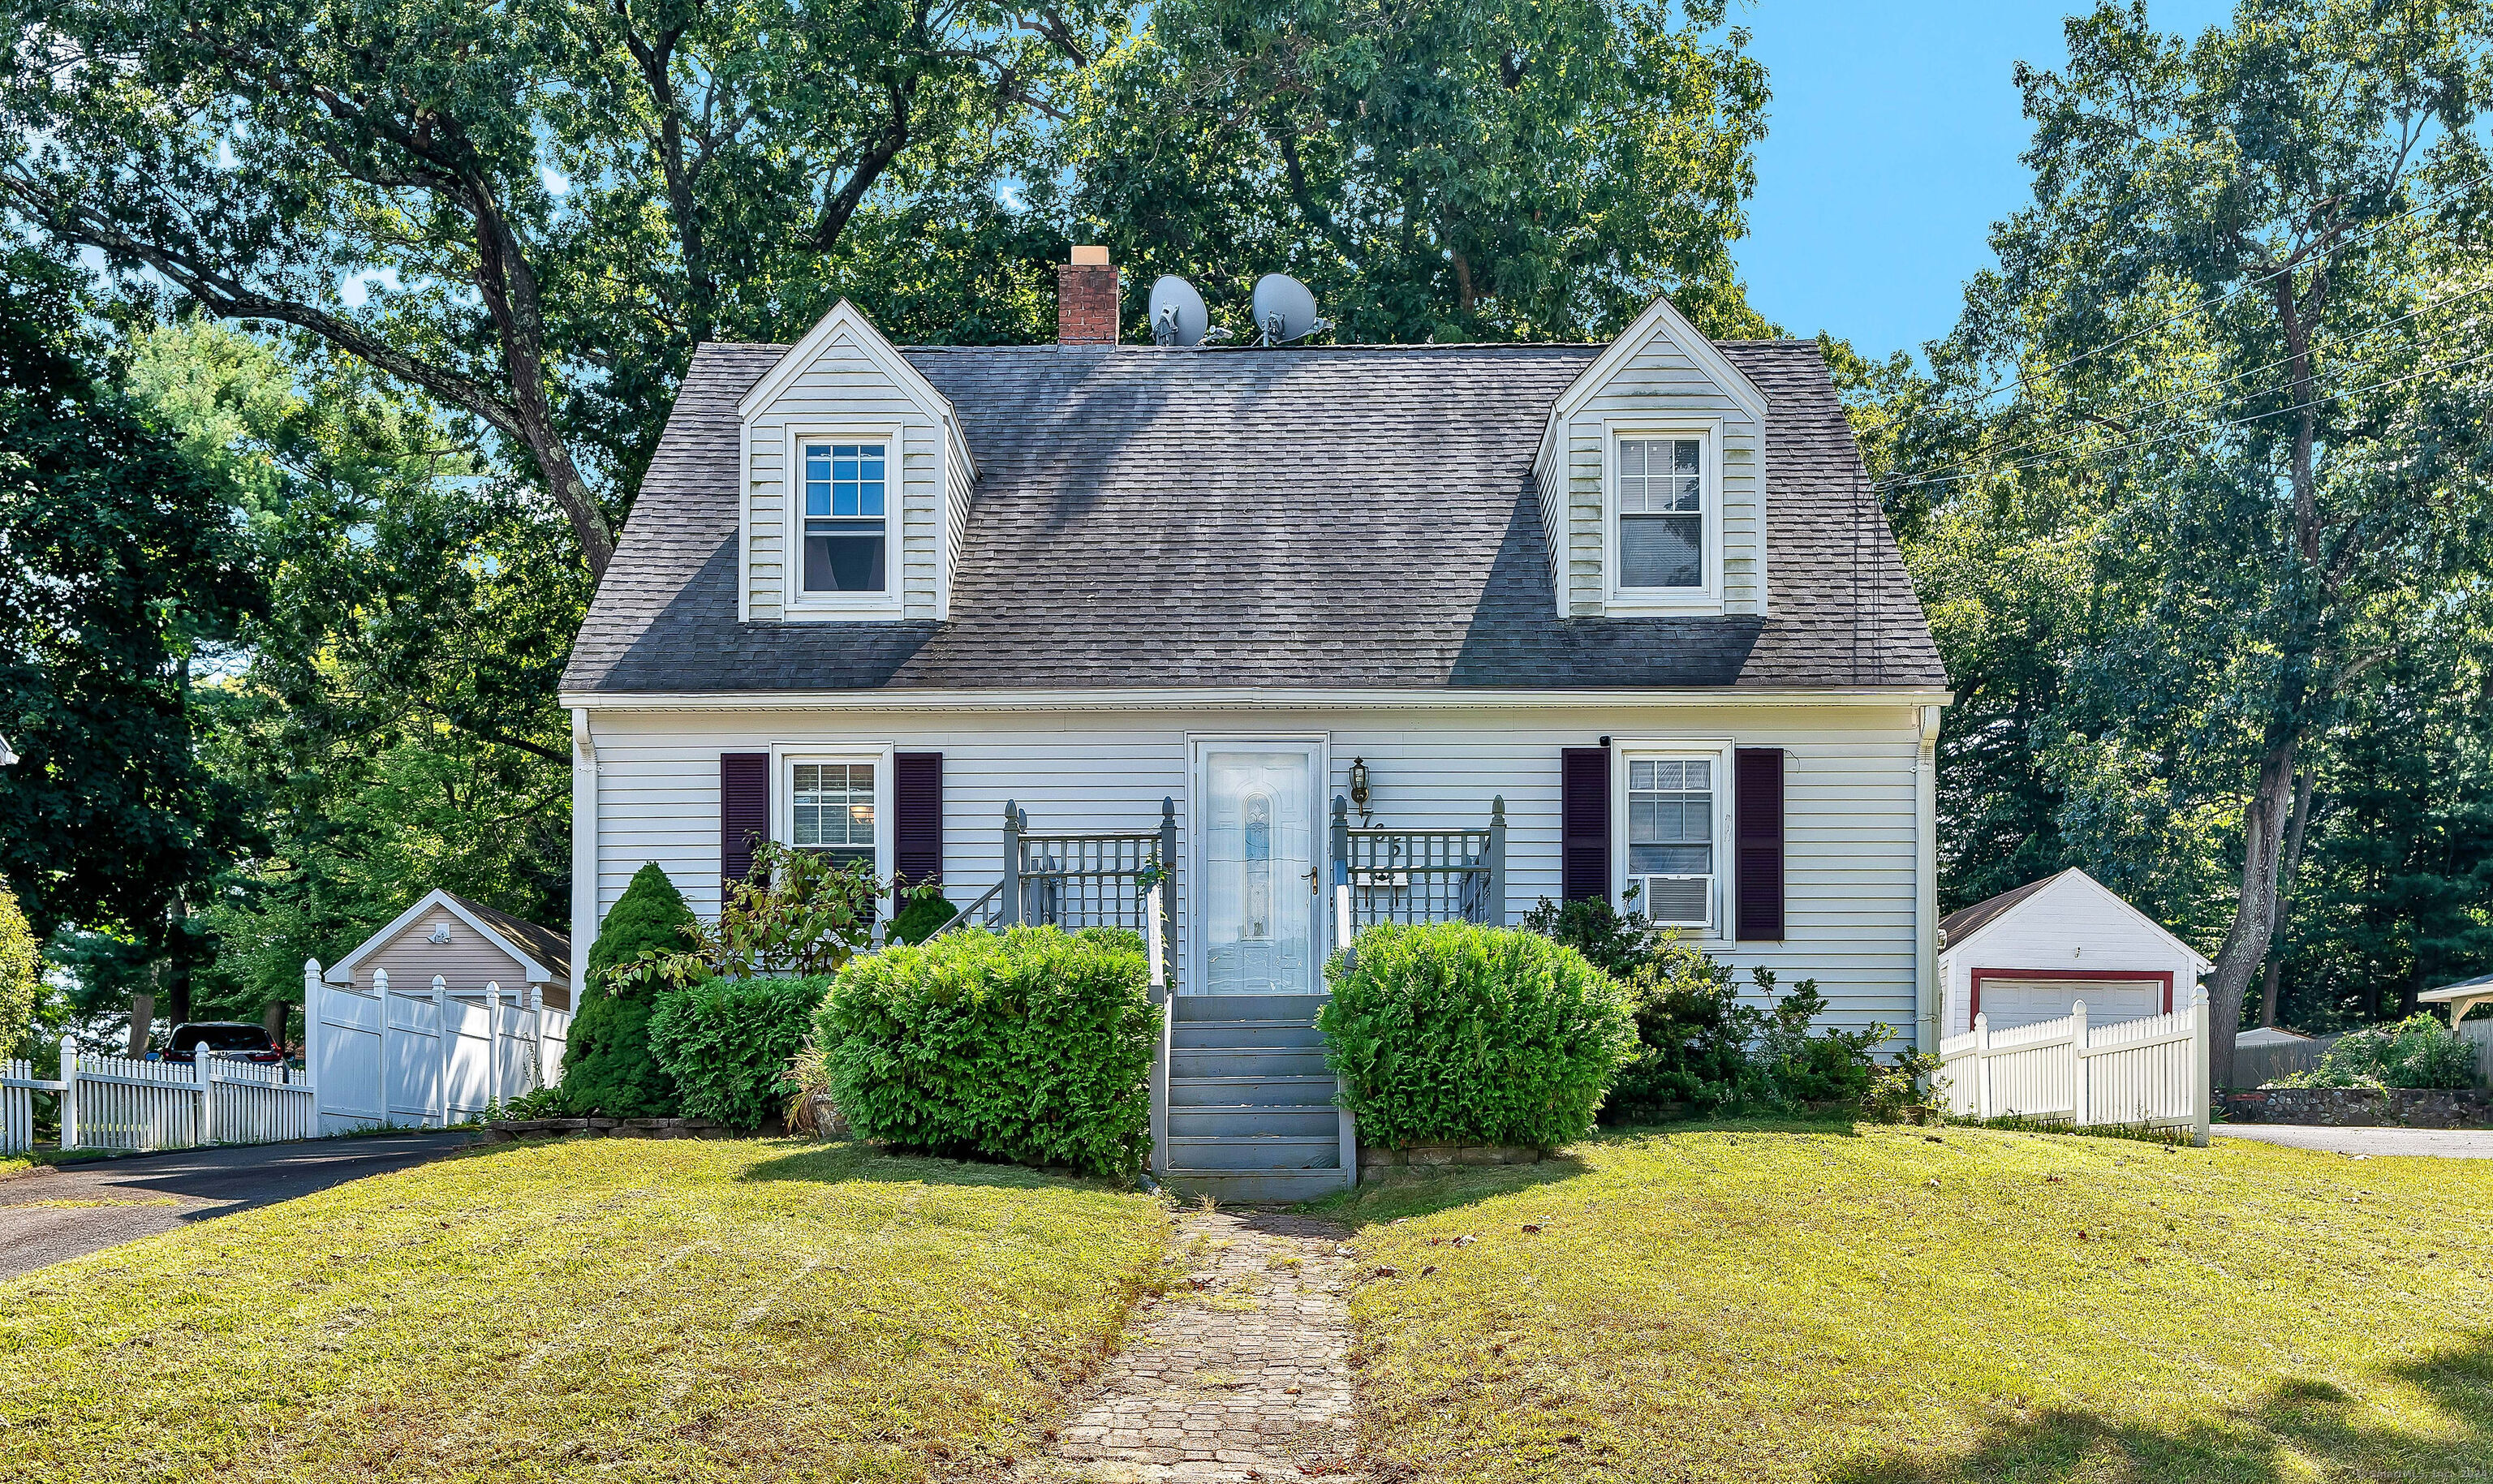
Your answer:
[1603,418,1725,614]
[770,742,896,877]
[1612,739,1735,942]
[781,422,906,618]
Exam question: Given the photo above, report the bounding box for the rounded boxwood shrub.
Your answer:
[557,862,693,1117]
[1320,921,1638,1151]
[817,926,1156,1176]
[648,975,829,1131]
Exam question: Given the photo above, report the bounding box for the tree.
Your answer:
[0,0,1112,574]
[0,246,265,1023]
[1042,0,1773,342]
[0,885,38,1060]
[1927,0,2493,1078]
[558,862,696,1117]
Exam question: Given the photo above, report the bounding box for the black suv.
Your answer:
[159,1022,285,1065]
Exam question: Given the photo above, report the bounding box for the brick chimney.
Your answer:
[1057,245,1119,346]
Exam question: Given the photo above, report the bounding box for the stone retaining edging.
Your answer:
[2221,1086,2493,1130]
[1358,1142,1547,1173]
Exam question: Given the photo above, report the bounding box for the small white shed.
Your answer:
[1939,869,2211,1037]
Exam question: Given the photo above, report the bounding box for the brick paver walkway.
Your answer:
[1022,1207,1363,1482]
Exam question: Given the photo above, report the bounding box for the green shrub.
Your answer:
[649,975,829,1131]
[556,863,694,1117]
[1320,922,1637,1151]
[817,926,1156,1176]
[887,893,960,946]
[2275,1013,2480,1090]
[0,885,37,1061]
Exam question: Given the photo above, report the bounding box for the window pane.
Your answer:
[1672,438,1700,475]
[1629,843,1712,874]
[805,445,831,517]
[1621,514,1703,587]
[1626,752,1715,917]
[804,519,886,592]
[792,763,875,851]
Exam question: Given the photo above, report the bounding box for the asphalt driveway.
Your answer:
[0,1132,476,1280]
[2215,1123,2493,1159]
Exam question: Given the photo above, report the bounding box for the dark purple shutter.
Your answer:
[721,753,769,888]
[894,752,942,885]
[1734,746,1785,941]
[1561,746,1610,903]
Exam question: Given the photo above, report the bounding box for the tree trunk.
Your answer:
[2205,735,2299,1087]
[128,991,155,1057]
[2257,768,2314,1030]
[2258,956,2281,1030]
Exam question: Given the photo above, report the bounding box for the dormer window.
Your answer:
[1617,436,1705,588]
[801,441,887,594]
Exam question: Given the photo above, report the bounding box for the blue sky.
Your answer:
[1728,0,2233,357]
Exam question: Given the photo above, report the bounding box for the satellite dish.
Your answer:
[1251,273,1330,345]
[1148,275,1210,347]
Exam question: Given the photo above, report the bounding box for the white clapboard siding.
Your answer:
[583,700,1927,1038]
[1938,992,2210,1145]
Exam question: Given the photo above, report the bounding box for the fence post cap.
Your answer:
[373,968,389,993]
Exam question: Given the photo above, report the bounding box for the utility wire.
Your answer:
[1874,345,2493,495]
[1874,275,2493,493]
[1949,165,2491,413]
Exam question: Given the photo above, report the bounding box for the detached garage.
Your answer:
[1939,869,2211,1038]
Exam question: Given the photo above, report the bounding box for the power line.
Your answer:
[1952,164,2492,413]
[1874,346,2493,495]
[1875,275,2493,493]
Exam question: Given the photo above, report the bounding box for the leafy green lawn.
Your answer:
[0,1137,1169,1482]
[1320,1122,2493,1484]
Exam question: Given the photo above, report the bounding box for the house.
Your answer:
[1938,868,2211,1037]
[559,247,1950,1197]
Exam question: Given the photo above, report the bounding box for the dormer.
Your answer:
[736,300,977,623]
[1533,295,1770,619]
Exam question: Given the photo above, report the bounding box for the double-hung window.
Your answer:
[1625,755,1716,928]
[790,760,877,871]
[1616,435,1706,590]
[800,441,888,594]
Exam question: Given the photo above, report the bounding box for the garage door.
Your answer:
[1975,975,2166,1032]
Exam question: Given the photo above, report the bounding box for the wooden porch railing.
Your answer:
[928,798,1180,997]
[1331,794,1507,934]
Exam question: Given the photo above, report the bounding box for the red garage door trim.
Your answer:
[1970,968,2173,1020]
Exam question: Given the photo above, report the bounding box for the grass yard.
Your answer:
[0,1137,1170,1482]
[1320,1121,2493,1484]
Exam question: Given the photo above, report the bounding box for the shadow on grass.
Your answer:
[1308,1117,1867,1224]
[1828,1333,2493,1484]
[738,1140,1143,1194]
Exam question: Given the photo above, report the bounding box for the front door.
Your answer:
[1193,742,1323,995]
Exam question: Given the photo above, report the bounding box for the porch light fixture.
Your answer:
[1350,757,1372,824]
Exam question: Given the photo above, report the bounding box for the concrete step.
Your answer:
[1167,1105,1339,1139]
[1161,1167,1350,1203]
[1173,993,1328,1025]
[1169,1047,1330,1079]
[1170,1019,1326,1051]
[1165,1134,1340,1171]
[1169,1074,1338,1108]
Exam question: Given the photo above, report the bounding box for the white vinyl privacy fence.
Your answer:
[305,960,570,1134]
[1938,989,2211,1146]
[1,1042,316,1156]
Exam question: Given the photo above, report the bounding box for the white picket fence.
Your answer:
[305,960,570,1134]
[1,1040,317,1155]
[1937,988,2211,1146]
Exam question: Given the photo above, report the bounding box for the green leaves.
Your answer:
[817,927,1156,1176]
[1320,921,1637,1150]
[648,975,829,1130]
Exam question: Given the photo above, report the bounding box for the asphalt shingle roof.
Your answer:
[562,338,1945,694]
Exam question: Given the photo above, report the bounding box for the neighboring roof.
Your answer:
[563,338,1946,695]
[1938,868,2215,971]
[2235,1026,2316,1047]
[325,888,571,987]
[2421,970,2493,1001]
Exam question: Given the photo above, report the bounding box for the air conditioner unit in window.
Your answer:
[1638,875,1712,927]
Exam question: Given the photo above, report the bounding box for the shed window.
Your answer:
[801,442,887,594]
[1626,756,1714,927]
[1617,437,1704,589]
[791,761,876,869]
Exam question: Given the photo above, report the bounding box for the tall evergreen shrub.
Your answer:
[818,926,1156,1175]
[557,862,694,1116]
[1321,922,1638,1150]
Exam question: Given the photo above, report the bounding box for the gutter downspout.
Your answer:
[571,708,598,1009]
[1915,704,1942,1053]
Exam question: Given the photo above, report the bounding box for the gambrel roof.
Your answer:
[561,339,1944,695]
